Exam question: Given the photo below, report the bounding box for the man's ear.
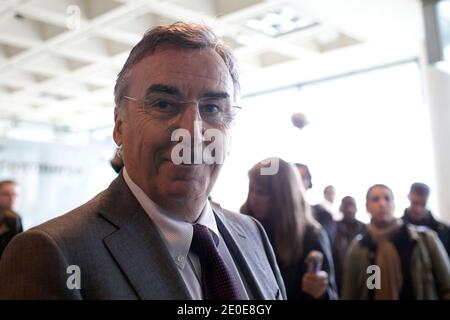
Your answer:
[113,106,123,146]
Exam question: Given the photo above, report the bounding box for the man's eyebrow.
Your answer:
[144,85,230,100]
[144,84,182,97]
[203,91,230,99]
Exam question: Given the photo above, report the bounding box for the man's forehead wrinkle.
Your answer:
[130,47,232,86]
[144,84,182,97]
[131,68,232,100]
[139,64,228,83]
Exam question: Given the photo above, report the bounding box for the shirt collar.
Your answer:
[123,167,219,269]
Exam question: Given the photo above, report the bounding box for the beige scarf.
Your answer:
[369,219,403,300]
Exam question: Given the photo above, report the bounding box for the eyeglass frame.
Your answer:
[121,94,241,121]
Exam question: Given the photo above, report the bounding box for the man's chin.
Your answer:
[160,160,206,178]
[162,180,205,200]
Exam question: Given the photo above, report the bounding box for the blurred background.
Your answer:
[0,0,449,228]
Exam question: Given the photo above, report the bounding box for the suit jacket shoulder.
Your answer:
[0,174,188,299]
[0,176,287,300]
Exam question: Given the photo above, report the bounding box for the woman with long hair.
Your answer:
[240,158,338,299]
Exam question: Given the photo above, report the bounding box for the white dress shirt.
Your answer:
[123,167,250,299]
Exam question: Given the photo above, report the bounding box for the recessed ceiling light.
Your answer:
[246,7,319,37]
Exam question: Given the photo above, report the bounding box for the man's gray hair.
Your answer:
[114,22,240,107]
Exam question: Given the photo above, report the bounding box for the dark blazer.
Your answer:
[402,209,450,258]
[312,204,337,242]
[333,218,367,293]
[0,173,286,300]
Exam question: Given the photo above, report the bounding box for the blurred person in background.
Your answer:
[0,180,23,258]
[241,158,338,300]
[293,164,337,243]
[312,186,338,241]
[342,184,450,300]
[333,196,366,293]
[402,182,450,257]
[0,207,22,258]
[319,185,340,220]
[0,180,19,212]
[294,163,313,191]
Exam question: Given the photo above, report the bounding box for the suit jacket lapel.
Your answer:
[99,173,191,300]
[212,206,268,299]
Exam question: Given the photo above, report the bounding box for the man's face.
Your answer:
[366,186,395,224]
[408,192,428,221]
[0,183,17,210]
[324,186,336,203]
[297,167,311,190]
[114,46,234,210]
[340,198,357,220]
[248,180,270,220]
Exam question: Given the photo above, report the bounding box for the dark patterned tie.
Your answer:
[190,224,241,300]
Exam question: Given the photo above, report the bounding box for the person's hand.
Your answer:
[301,271,329,299]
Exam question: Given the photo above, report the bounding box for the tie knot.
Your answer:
[191,224,218,258]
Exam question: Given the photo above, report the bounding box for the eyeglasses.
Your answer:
[122,94,241,126]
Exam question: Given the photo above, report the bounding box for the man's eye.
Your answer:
[155,100,172,109]
[147,100,177,112]
[201,104,221,113]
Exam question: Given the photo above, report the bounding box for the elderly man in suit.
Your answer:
[0,22,286,300]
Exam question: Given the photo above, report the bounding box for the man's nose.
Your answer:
[379,199,389,210]
[177,104,204,144]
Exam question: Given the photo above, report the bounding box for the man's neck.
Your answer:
[371,218,396,229]
[343,216,357,224]
[406,208,430,224]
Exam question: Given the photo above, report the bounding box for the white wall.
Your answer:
[0,137,117,229]
[211,62,438,223]
[422,65,450,222]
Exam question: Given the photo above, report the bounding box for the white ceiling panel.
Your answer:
[0,0,423,131]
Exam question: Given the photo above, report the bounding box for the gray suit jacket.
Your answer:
[0,173,286,300]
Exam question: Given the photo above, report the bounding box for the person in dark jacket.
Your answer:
[342,184,450,300]
[402,182,450,257]
[333,196,367,293]
[293,164,337,242]
[0,180,23,258]
[312,204,337,243]
[241,158,338,300]
[0,207,23,258]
